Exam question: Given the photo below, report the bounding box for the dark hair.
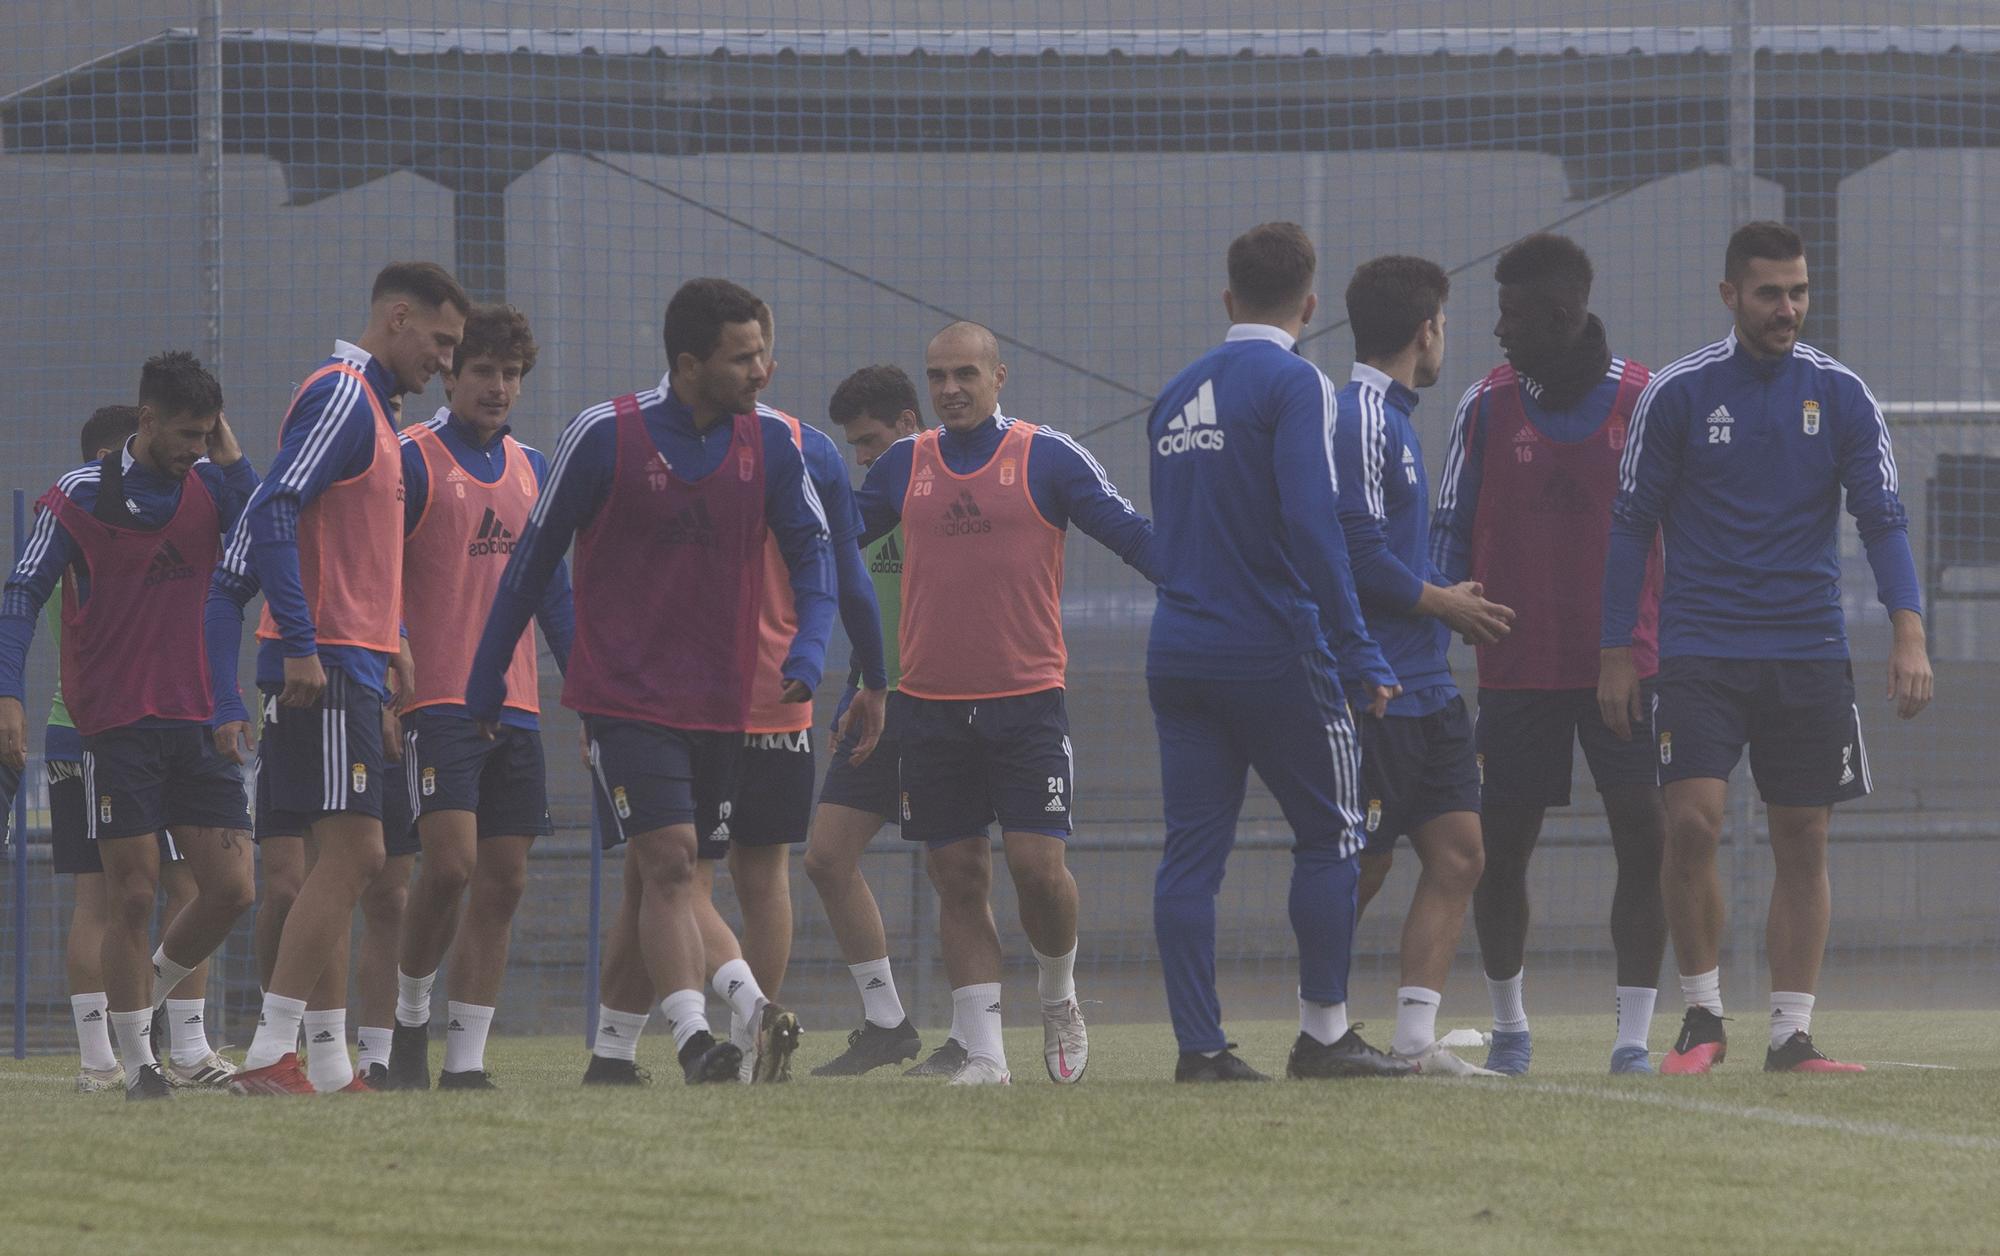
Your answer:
[1227,222,1316,315]
[1494,233,1594,303]
[1725,221,1805,283]
[662,278,764,371]
[828,365,926,429]
[1345,256,1451,361]
[453,303,538,376]
[81,404,140,461]
[372,261,472,318]
[138,350,224,419]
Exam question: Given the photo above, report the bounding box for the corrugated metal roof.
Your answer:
[157,26,2000,59]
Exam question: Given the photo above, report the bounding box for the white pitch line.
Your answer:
[1518,1080,2000,1152]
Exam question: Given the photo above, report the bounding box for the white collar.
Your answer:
[1349,361,1396,393]
[333,339,373,368]
[120,436,138,472]
[656,370,674,399]
[1225,323,1297,350]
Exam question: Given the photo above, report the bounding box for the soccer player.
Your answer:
[662,302,885,1083]
[43,406,232,1090]
[807,365,930,1076]
[855,320,1154,1086]
[209,261,468,1095]
[1334,256,1515,1077]
[1431,233,1668,1075]
[0,352,258,1100]
[384,303,574,1091]
[1600,221,1931,1074]
[1147,222,1411,1083]
[467,277,834,1087]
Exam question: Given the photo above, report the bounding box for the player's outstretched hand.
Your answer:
[0,696,26,771]
[280,653,326,708]
[837,686,887,766]
[1364,683,1400,720]
[781,679,813,704]
[1597,646,1642,741]
[213,719,253,765]
[1429,581,1515,646]
[1888,610,1933,720]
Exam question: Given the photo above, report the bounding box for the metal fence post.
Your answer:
[585,822,603,1047]
[12,491,29,1059]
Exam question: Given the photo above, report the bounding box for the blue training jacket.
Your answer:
[1603,330,1920,659]
[1145,324,1392,687]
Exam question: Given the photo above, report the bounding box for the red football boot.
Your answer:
[1661,1006,1728,1075]
[1764,1031,1866,1073]
[229,1053,316,1096]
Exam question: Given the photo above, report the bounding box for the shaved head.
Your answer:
[928,320,1001,370]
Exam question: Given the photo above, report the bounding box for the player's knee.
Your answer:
[108,875,157,929]
[1009,857,1071,908]
[1356,852,1392,902]
[361,880,408,927]
[801,841,851,891]
[211,866,258,919]
[926,850,989,906]
[472,861,529,917]
[634,834,697,888]
[423,847,477,898]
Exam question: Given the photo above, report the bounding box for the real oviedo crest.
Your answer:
[1802,399,1821,435]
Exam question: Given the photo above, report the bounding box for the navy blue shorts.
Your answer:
[80,725,251,843]
[1475,685,1659,809]
[710,729,814,859]
[256,757,415,855]
[586,717,739,852]
[255,671,385,823]
[1357,695,1482,853]
[817,688,901,821]
[1150,652,1365,868]
[48,759,184,873]
[1651,657,1869,807]
[892,688,1072,848]
[401,710,553,840]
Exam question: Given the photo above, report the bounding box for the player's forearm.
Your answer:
[203,588,250,724]
[0,613,35,702]
[1428,509,1472,585]
[466,586,540,718]
[1599,520,1653,647]
[213,457,261,532]
[1864,531,1922,617]
[833,540,887,690]
[780,544,836,693]
[1342,516,1427,615]
[246,494,316,656]
[532,558,577,675]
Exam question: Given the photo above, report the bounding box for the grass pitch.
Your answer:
[2,1011,1995,1256]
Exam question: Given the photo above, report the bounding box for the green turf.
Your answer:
[2,1011,1995,1255]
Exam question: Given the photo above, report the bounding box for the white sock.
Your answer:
[947,993,966,1046]
[1033,943,1078,1006]
[149,947,195,1009]
[659,989,709,1054]
[443,1001,495,1074]
[356,1026,393,1071]
[953,982,1005,1069]
[109,1009,156,1085]
[1487,971,1529,1035]
[165,997,211,1067]
[592,1006,647,1061]
[849,958,906,1029]
[1770,990,1815,1049]
[245,993,308,1070]
[1615,985,1659,1051]
[1391,986,1443,1057]
[71,993,117,1071]
[396,968,437,1028]
[303,1009,352,1092]
[711,959,767,1034]
[1680,968,1724,1016]
[1298,994,1350,1047]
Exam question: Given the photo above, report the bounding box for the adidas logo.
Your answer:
[660,500,719,549]
[142,539,197,588]
[727,980,744,997]
[82,1009,103,1022]
[1706,405,1734,425]
[864,977,887,990]
[311,1030,336,1043]
[938,491,990,537]
[1157,379,1223,455]
[447,1019,465,1032]
[183,1013,203,1024]
[1513,426,1539,444]
[600,1024,620,1037]
[1044,796,1066,812]
[914,463,935,482]
[467,507,518,557]
[869,533,903,576]
[985,1002,1002,1015]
